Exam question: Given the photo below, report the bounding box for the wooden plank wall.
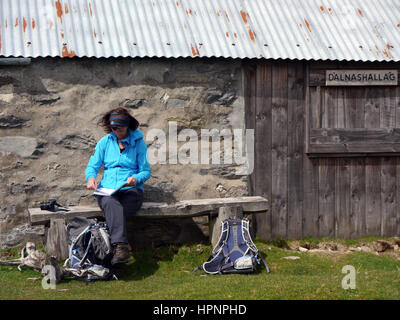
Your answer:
[244,60,400,240]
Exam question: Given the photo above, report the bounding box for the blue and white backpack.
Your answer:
[194,218,270,275]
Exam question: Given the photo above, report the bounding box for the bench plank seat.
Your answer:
[29,196,269,225]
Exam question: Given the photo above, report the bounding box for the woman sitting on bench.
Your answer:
[85,107,151,266]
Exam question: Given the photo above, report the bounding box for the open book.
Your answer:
[93,183,127,196]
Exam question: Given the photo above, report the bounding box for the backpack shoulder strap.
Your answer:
[211,220,229,255]
[64,225,91,267]
[78,231,94,267]
[241,219,270,273]
[241,219,258,253]
[257,252,270,273]
[193,220,230,275]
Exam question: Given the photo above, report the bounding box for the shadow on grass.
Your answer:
[111,245,179,281]
[263,237,290,250]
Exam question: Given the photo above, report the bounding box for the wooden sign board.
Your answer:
[326,70,398,86]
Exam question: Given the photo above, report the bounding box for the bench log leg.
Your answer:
[209,205,243,248]
[46,218,69,261]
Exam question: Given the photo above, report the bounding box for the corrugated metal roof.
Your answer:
[0,0,399,61]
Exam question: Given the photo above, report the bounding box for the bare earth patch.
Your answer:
[287,238,400,260]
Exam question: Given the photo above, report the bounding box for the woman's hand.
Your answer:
[126,176,137,186]
[87,177,98,190]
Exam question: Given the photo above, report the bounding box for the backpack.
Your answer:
[63,216,117,281]
[194,218,270,275]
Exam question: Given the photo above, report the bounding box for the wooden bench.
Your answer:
[28,196,269,260]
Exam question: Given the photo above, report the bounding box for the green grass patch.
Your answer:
[0,240,399,300]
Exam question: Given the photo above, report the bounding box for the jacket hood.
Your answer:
[110,129,143,143]
[129,129,144,141]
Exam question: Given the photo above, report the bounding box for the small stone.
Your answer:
[31,93,60,105]
[298,247,309,252]
[215,183,226,193]
[0,205,17,219]
[123,99,147,109]
[57,134,96,150]
[166,98,188,108]
[374,240,392,252]
[0,115,28,128]
[359,246,371,252]
[0,93,14,103]
[282,256,300,260]
[205,89,236,105]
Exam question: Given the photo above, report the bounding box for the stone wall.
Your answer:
[0,57,249,249]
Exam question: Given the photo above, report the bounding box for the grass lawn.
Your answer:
[0,237,399,300]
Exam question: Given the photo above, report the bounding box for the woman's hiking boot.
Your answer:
[111,243,131,266]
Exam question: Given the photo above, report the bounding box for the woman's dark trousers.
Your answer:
[96,188,143,245]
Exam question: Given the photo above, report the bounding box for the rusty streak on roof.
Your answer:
[0,0,399,61]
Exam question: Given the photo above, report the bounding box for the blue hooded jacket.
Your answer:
[85,129,151,191]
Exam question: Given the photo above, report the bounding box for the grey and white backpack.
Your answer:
[63,216,117,281]
[194,218,270,275]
